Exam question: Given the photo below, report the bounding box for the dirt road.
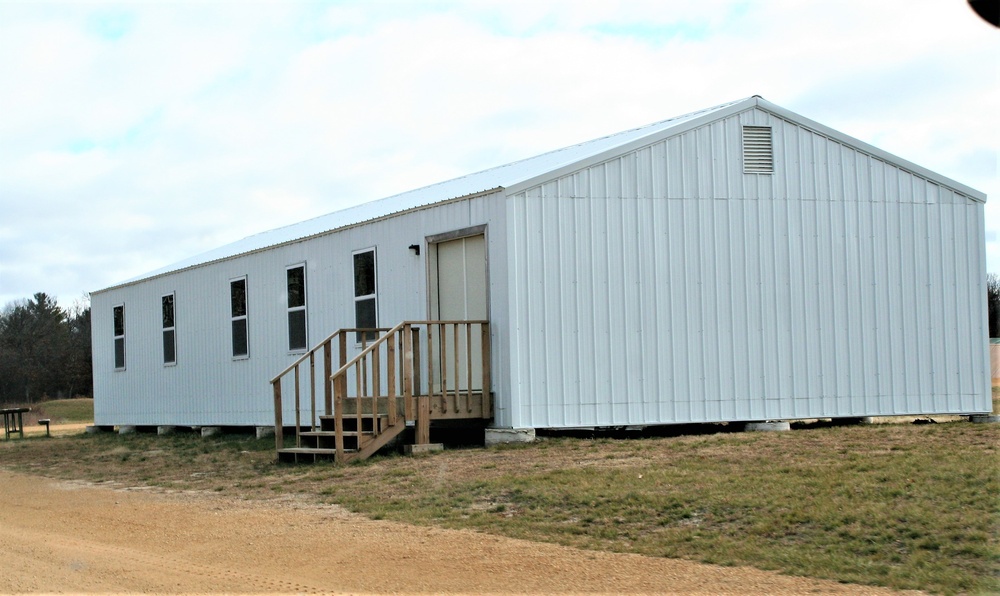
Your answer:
[0,469,917,595]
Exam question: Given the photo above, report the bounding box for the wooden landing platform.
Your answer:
[336,392,492,420]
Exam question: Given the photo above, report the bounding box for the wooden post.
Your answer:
[338,332,348,415]
[426,324,434,402]
[387,330,397,427]
[438,322,446,413]
[466,323,473,413]
[403,324,414,422]
[272,381,283,452]
[416,395,430,445]
[412,326,421,401]
[323,338,333,416]
[452,323,459,413]
[293,364,301,447]
[355,361,363,443]
[334,370,345,459]
[361,335,369,398]
[481,322,492,419]
[309,352,316,431]
[372,344,381,430]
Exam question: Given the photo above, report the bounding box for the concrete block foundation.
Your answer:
[256,426,275,439]
[157,426,176,436]
[404,443,444,455]
[118,425,136,435]
[744,421,791,432]
[485,427,536,446]
[969,414,1000,424]
[201,426,222,438]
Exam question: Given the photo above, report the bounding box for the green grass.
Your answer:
[0,420,997,594]
[32,398,94,423]
[3,397,95,425]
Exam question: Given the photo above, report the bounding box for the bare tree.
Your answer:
[988,273,1000,338]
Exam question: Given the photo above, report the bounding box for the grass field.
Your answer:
[3,397,94,425]
[31,397,94,423]
[1,412,997,594]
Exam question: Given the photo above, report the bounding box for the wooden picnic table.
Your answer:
[2,407,30,440]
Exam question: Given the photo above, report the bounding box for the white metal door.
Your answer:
[431,234,487,391]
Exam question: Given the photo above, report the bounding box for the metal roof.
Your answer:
[102,95,985,291]
[110,97,751,288]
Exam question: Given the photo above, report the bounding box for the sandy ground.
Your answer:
[0,467,921,596]
[17,422,93,437]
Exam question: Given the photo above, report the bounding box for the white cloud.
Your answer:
[0,0,996,308]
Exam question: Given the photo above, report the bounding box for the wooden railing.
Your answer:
[270,327,390,453]
[272,321,491,462]
[330,320,490,460]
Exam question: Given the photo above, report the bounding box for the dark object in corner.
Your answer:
[969,0,999,27]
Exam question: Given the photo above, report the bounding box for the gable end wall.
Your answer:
[504,109,989,428]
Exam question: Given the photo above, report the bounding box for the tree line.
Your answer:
[0,292,92,405]
[989,274,1000,339]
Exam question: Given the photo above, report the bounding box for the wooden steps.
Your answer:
[277,447,346,463]
[277,414,406,464]
[272,321,492,464]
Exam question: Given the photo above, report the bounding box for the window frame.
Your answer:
[352,247,378,343]
[230,276,250,360]
[162,292,176,366]
[113,303,126,371]
[286,263,308,353]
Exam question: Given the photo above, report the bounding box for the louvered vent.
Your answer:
[742,126,773,174]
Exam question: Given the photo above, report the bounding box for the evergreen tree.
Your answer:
[988,273,1000,339]
[0,293,91,404]
[66,302,93,399]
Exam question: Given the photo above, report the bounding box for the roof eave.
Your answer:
[506,96,986,203]
[756,98,987,202]
[504,97,760,196]
[90,186,506,296]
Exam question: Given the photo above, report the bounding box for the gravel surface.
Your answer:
[0,469,920,595]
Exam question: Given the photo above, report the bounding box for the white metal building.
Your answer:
[91,96,992,431]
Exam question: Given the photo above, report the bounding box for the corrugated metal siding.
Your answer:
[93,191,508,427]
[505,108,989,428]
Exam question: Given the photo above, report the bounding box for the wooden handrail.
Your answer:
[329,320,491,460]
[330,322,407,379]
[274,320,492,462]
[269,327,392,384]
[329,321,488,380]
[271,327,391,452]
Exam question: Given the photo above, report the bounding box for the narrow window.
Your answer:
[162,293,176,365]
[113,304,126,370]
[742,125,774,174]
[353,249,378,342]
[287,265,307,351]
[231,277,249,358]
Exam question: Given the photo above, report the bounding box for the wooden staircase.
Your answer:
[278,414,406,463]
[271,321,491,464]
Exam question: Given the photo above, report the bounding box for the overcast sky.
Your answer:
[1,0,997,310]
